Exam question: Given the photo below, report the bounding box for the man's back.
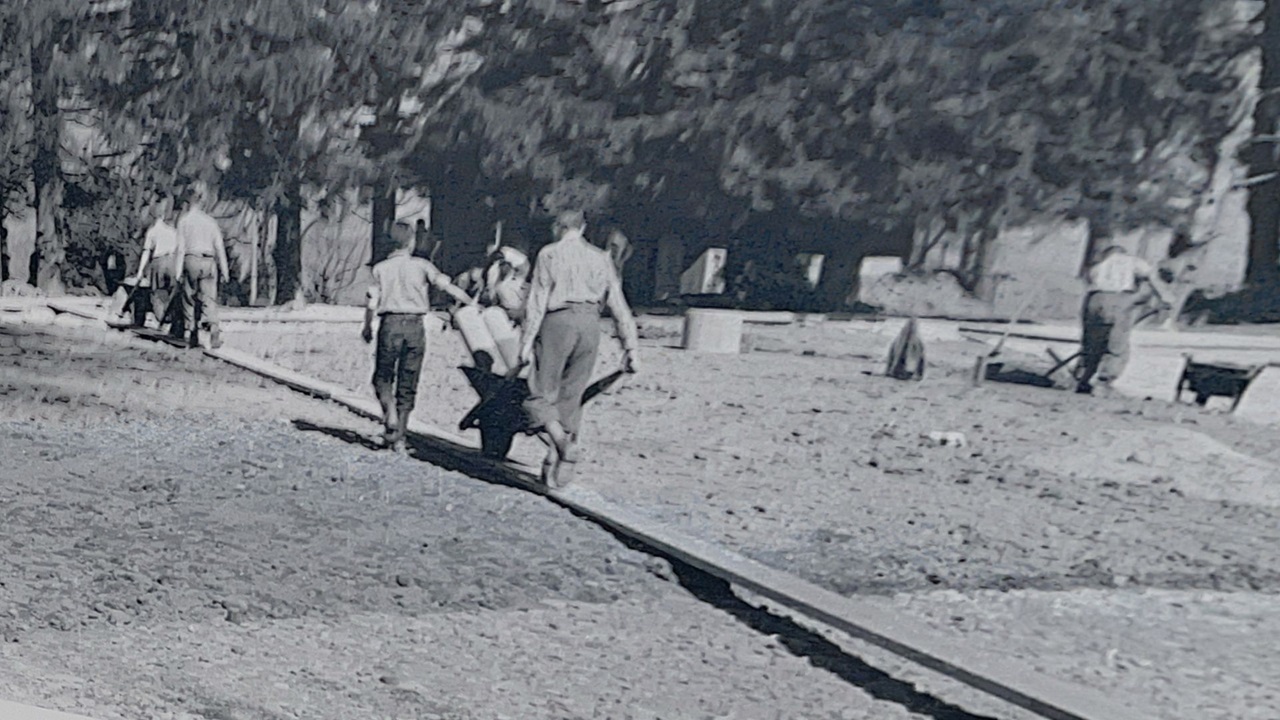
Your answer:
[371,254,444,314]
[534,236,615,308]
[1088,252,1151,294]
[177,208,223,256]
[145,220,178,258]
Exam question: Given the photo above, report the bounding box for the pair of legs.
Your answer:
[148,259,181,335]
[180,255,221,348]
[373,313,427,451]
[522,305,601,487]
[1076,291,1136,393]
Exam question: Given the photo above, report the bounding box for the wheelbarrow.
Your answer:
[1175,355,1262,410]
[451,305,627,459]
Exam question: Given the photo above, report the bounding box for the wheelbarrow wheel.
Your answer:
[480,425,516,459]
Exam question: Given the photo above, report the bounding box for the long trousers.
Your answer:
[1077,291,1137,388]
[148,256,179,330]
[180,255,219,341]
[523,304,600,437]
[373,313,427,443]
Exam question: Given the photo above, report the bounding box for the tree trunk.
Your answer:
[1247,0,1280,286]
[371,177,397,265]
[0,210,9,282]
[272,182,304,305]
[30,31,66,294]
[907,216,946,271]
[813,240,860,311]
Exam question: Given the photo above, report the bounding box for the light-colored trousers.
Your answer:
[1078,290,1137,387]
[180,255,220,337]
[523,304,600,436]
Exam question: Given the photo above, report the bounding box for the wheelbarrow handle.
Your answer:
[504,359,528,381]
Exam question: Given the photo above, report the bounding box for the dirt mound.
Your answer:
[861,272,993,319]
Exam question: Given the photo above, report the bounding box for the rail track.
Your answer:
[38,301,1156,720]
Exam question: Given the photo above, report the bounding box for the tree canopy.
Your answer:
[1,0,1264,306]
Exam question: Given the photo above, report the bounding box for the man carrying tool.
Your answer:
[173,185,229,349]
[362,221,475,453]
[519,210,639,488]
[129,194,181,336]
[1076,243,1171,396]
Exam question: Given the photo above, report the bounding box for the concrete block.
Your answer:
[1233,365,1280,425]
[682,309,742,354]
[1111,350,1188,401]
[679,248,727,295]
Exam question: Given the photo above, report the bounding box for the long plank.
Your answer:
[0,699,99,720]
[960,322,1280,352]
[197,344,1156,720]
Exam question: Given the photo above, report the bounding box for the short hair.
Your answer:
[555,210,586,233]
[392,221,415,249]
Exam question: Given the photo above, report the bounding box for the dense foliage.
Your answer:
[0,0,1264,307]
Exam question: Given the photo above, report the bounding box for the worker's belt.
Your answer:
[548,301,601,312]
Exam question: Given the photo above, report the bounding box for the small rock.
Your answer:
[924,431,967,448]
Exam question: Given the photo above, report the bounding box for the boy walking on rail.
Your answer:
[519,210,639,488]
[363,221,475,453]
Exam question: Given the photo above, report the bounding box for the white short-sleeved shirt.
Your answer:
[367,252,449,315]
[1088,253,1152,293]
[144,220,179,258]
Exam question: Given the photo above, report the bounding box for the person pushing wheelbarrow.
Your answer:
[516,210,639,488]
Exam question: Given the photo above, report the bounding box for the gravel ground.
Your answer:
[220,312,1280,719]
[0,321,1000,720]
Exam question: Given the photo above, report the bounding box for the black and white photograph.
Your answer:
[0,1,1277,718]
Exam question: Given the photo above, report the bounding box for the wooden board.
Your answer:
[201,345,1156,720]
[0,699,100,720]
[125,326,189,348]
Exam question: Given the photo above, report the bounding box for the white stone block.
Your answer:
[679,248,727,295]
[1234,365,1280,425]
[682,309,742,354]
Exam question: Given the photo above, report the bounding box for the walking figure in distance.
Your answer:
[519,210,639,488]
[130,194,181,336]
[173,185,229,349]
[1076,243,1171,396]
[363,221,475,453]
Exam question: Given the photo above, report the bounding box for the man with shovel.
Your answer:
[518,210,639,488]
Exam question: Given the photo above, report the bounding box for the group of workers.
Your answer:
[128,185,229,349]
[117,182,1176,481]
[121,188,636,488]
[362,210,638,488]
